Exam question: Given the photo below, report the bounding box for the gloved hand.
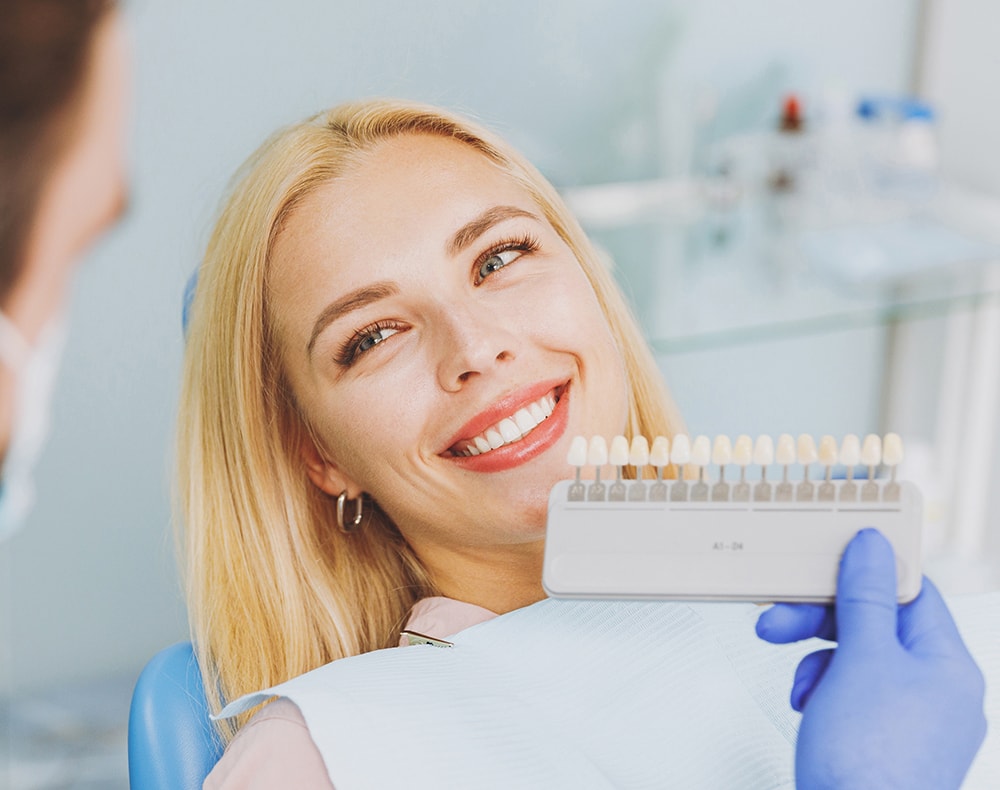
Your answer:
[756,528,987,790]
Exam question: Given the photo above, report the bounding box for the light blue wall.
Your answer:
[3,0,920,692]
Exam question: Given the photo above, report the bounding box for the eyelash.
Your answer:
[335,320,403,366]
[335,233,541,366]
[473,233,540,285]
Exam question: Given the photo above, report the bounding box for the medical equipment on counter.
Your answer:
[543,432,922,603]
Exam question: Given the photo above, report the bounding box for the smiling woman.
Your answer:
[178,100,681,762]
[179,99,993,790]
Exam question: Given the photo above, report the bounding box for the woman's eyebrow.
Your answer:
[307,281,398,355]
[447,205,540,255]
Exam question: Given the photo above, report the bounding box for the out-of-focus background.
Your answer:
[3,0,1000,786]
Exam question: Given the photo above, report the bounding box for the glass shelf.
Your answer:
[641,260,1000,356]
[561,179,1000,354]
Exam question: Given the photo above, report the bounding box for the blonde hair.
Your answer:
[177,99,682,740]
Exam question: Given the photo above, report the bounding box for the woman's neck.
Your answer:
[419,539,546,614]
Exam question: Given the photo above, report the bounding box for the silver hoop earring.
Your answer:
[336,491,364,533]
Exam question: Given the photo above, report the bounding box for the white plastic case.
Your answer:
[543,479,922,603]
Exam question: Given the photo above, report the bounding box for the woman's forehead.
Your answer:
[273,135,536,265]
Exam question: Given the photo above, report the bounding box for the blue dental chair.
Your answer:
[128,641,224,789]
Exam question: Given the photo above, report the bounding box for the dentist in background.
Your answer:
[0,0,128,539]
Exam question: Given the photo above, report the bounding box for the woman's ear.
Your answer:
[299,432,361,498]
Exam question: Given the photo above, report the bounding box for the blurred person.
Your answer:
[0,0,128,539]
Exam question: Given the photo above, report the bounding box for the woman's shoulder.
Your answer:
[203,596,497,788]
[203,698,333,790]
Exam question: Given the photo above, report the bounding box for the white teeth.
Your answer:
[513,408,535,435]
[498,418,521,442]
[452,390,560,457]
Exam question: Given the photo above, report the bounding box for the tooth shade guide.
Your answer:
[711,479,731,502]
[690,480,709,502]
[839,434,860,484]
[562,434,907,504]
[608,434,629,502]
[753,480,773,502]
[629,435,650,492]
[544,476,923,604]
[839,479,858,502]
[711,435,733,489]
[818,434,838,483]
[668,434,690,467]
[562,469,908,506]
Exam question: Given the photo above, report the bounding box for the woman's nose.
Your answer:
[435,305,518,391]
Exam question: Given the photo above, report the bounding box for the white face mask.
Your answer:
[0,311,66,541]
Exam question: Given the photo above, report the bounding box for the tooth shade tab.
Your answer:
[567,436,588,467]
[629,435,650,467]
[882,433,904,466]
[609,435,630,466]
[691,435,711,466]
[797,434,818,465]
[712,435,733,466]
[649,436,671,467]
[588,435,609,467]
[818,435,838,465]
[752,435,774,466]
[670,434,691,465]
[860,434,882,466]
[775,434,796,465]
[839,434,861,466]
[733,435,753,466]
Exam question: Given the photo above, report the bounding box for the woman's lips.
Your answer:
[448,390,558,457]
[443,384,569,473]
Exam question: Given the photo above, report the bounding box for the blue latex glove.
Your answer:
[756,528,986,790]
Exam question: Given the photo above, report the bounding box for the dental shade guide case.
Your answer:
[543,434,923,604]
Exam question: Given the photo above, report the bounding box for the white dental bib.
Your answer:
[218,596,1000,790]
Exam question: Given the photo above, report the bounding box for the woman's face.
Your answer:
[268,133,628,557]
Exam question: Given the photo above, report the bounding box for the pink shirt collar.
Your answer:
[399,596,498,646]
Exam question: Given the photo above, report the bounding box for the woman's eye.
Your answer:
[356,326,399,355]
[337,324,402,366]
[476,248,524,283]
